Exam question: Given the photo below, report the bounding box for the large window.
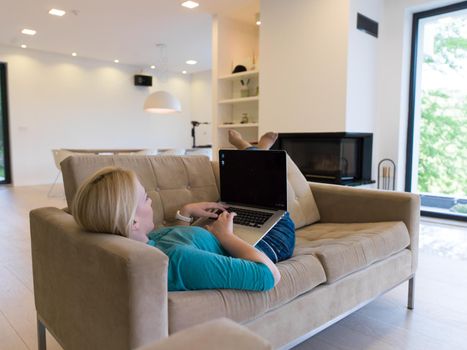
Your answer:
[0,62,11,184]
[406,1,467,221]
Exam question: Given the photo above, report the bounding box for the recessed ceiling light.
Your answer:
[49,8,66,16]
[114,59,119,63]
[186,60,197,65]
[72,52,77,57]
[21,44,27,49]
[181,1,199,9]
[255,13,261,26]
[21,29,36,36]
[182,70,187,74]
[150,65,156,69]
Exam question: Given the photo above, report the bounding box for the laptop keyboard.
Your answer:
[226,207,273,228]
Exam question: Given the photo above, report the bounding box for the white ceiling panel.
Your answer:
[0,0,259,73]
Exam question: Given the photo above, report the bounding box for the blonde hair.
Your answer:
[71,167,139,237]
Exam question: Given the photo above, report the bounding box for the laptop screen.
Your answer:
[219,150,287,210]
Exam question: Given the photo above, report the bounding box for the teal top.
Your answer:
[147,226,275,292]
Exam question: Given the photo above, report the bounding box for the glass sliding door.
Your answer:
[0,62,11,184]
[407,2,467,221]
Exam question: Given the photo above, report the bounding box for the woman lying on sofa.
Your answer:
[71,131,295,292]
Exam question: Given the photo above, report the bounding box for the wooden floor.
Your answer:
[1,184,466,350]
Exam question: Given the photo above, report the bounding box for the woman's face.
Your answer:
[130,180,155,242]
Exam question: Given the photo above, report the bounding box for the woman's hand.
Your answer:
[205,211,237,241]
[180,202,228,219]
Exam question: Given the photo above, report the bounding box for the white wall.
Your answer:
[346,0,383,133]
[260,0,382,135]
[259,0,350,134]
[0,45,193,186]
[190,70,212,146]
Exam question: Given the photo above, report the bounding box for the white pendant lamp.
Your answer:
[144,91,181,114]
[144,43,181,114]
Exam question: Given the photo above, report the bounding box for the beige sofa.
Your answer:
[30,155,420,350]
[137,318,271,350]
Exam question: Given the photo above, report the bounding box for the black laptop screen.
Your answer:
[219,150,287,210]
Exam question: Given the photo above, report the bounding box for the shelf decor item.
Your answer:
[240,79,250,97]
[232,65,247,74]
[377,159,396,190]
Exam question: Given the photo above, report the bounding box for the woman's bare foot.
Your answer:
[228,130,252,150]
[258,132,278,150]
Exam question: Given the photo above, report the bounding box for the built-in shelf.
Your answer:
[218,70,259,81]
[213,19,259,156]
[218,123,259,129]
[218,96,259,104]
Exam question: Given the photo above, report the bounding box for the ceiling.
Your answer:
[0,0,259,73]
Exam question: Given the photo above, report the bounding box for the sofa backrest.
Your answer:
[61,153,320,230]
[61,155,219,229]
[285,155,320,228]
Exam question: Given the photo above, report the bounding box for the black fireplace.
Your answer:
[272,132,373,185]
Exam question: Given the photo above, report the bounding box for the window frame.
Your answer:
[0,62,12,185]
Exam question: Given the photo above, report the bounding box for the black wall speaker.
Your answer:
[357,13,378,38]
[134,75,153,86]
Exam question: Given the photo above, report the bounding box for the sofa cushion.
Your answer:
[294,221,410,282]
[286,155,320,229]
[167,254,326,333]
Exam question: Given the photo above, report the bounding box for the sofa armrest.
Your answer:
[137,318,271,350]
[30,207,169,350]
[309,183,420,271]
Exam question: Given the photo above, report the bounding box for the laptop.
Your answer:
[195,149,287,246]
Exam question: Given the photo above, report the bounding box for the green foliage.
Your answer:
[418,90,467,196]
[451,203,467,213]
[418,16,467,198]
[424,17,467,71]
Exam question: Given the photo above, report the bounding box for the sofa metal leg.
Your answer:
[407,276,415,310]
[37,318,47,350]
